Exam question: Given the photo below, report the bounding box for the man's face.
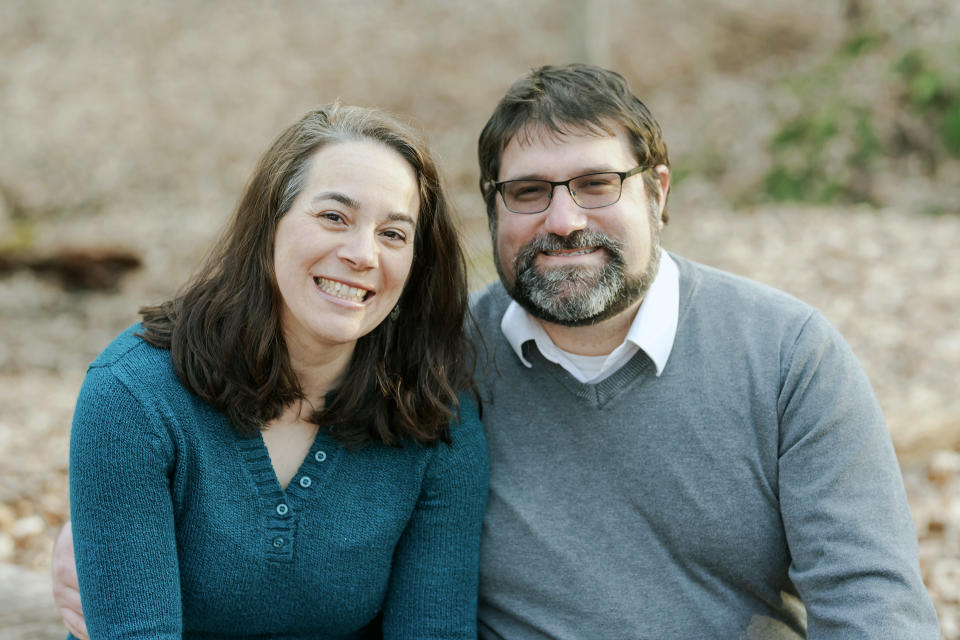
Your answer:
[492,124,668,327]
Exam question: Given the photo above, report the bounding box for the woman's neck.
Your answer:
[282,332,355,413]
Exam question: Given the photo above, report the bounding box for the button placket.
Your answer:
[296,441,335,496]
[283,438,338,507]
[265,516,298,563]
[236,435,297,563]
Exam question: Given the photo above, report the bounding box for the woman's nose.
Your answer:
[338,231,378,270]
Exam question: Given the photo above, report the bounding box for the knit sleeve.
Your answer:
[380,395,490,639]
[776,311,939,638]
[69,362,183,638]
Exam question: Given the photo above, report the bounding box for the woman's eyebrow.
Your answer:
[311,193,415,226]
[310,191,361,209]
[385,212,416,227]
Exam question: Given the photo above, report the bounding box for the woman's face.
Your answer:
[273,140,420,354]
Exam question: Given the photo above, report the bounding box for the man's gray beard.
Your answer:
[495,226,662,327]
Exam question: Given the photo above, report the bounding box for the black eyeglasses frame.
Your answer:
[492,165,650,214]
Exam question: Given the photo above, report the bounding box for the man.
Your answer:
[54,64,938,638]
[468,64,937,638]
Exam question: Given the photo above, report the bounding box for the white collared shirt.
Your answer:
[500,252,679,383]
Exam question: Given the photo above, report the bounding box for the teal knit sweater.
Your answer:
[69,325,488,639]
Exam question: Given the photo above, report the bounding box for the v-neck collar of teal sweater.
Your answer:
[234,428,341,563]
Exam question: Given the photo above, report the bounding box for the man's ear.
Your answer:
[653,164,670,226]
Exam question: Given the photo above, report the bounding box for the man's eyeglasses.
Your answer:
[492,166,649,214]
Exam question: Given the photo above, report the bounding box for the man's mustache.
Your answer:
[514,230,625,267]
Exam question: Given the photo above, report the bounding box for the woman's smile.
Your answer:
[313,276,372,303]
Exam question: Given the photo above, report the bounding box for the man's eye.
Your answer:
[575,176,617,192]
[509,183,548,200]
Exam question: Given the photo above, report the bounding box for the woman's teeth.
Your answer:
[314,277,368,301]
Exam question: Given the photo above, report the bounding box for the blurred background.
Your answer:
[1,0,958,636]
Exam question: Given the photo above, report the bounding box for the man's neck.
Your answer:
[537,297,643,356]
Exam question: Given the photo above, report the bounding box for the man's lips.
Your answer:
[540,247,600,258]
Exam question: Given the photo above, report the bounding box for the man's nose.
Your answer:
[338,231,378,270]
[542,185,588,236]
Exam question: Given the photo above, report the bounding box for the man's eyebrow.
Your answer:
[310,191,361,209]
[504,166,618,181]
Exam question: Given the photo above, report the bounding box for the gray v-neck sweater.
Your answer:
[471,253,938,639]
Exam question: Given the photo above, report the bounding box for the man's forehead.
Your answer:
[508,121,620,149]
[499,122,635,178]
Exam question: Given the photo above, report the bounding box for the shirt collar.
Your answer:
[500,251,679,377]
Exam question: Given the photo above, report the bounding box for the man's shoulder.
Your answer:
[672,253,814,319]
[469,280,512,334]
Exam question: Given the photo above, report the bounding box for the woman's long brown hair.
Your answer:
[139,103,475,447]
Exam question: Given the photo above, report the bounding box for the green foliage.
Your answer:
[895,50,953,110]
[763,167,805,201]
[944,102,960,158]
[0,221,36,253]
[909,71,944,108]
[668,165,691,186]
[892,49,924,76]
[762,101,878,204]
[851,108,880,167]
[843,32,882,58]
[893,48,960,158]
[771,114,837,150]
[763,166,842,203]
[764,108,848,203]
[758,34,960,206]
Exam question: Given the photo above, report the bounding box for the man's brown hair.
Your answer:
[478,63,671,223]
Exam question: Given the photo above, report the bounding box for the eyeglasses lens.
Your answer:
[502,181,551,213]
[569,173,622,208]
[502,173,623,213]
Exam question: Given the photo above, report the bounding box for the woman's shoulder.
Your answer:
[90,322,172,371]
[85,323,186,406]
[73,325,187,454]
[452,392,483,434]
[76,323,220,451]
[430,392,488,475]
[90,323,168,368]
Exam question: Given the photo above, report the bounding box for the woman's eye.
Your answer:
[381,229,407,242]
[319,211,345,223]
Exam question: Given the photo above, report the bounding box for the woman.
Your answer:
[68,103,488,639]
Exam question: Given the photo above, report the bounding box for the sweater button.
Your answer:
[276,503,288,516]
[314,450,327,463]
[299,476,312,488]
[272,536,285,548]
